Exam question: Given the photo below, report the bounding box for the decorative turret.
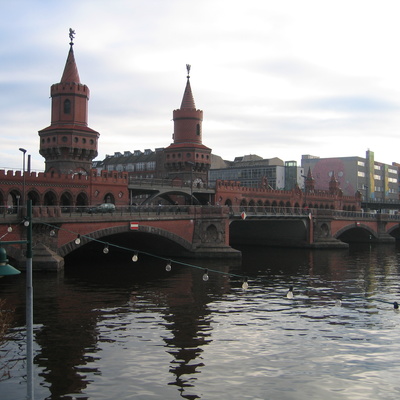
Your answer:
[304,167,315,193]
[329,171,342,195]
[38,29,99,174]
[164,65,211,188]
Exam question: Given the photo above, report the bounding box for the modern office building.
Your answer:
[209,155,304,190]
[301,150,399,204]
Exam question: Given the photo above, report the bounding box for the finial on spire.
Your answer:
[69,28,75,46]
[186,64,191,79]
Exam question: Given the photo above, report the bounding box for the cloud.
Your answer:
[2,0,400,171]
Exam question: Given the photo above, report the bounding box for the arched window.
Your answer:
[64,99,71,114]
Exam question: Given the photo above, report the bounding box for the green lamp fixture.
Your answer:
[0,247,21,277]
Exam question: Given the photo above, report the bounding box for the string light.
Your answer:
[36,222,400,311]
[74,234,81,245]
[49,230,56,237]
[23,218,29,227]
[286,286,294,299]
[242,277,249,290]
[202,269,209,281]
[7,224,12,233]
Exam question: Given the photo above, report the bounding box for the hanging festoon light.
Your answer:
[202,268,209,281]
[242,276,249,290]
[286,286,294,299]
[74,234,81,245]
[7,224,12,233]
[37,222,400,313]
[103,244,109,254]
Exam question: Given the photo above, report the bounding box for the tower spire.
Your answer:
[61,28,80,83]
[180,64,196,109]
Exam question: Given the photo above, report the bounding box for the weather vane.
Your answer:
[186,64,191,78]
[69,28,75,45]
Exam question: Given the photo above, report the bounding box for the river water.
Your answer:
[1,243,400,400]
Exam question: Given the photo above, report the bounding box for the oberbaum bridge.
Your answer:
[2,33,400,271]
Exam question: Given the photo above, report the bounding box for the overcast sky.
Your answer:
[2,0,400,171]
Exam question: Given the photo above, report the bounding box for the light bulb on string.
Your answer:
[103,244,109,254]
[23,219,29,227]
[132,252,139,262]
[202,269,209,281]
[165,260,172,272]
[242,277,249,290]
[7,225,12,233]
[49,230,56,237]
[74,234,81,245]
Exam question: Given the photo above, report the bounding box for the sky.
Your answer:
[2,0,400,172]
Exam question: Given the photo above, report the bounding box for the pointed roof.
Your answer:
[60,44,81,84]
[180,64,196,109]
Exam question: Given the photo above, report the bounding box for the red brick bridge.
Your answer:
[1,205,399,271]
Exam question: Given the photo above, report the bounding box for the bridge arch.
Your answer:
[44,190,57,206]
[58,224,193,258]
[76,192,89,207]
[60,191,73,207]
[0,189,5,207]
[224,198,233,207]
[27,189,40,206]
[334,223,377,241]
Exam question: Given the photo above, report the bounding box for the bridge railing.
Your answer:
[0,205,228,220]
[229,206,312,218]
[228,206,400,221]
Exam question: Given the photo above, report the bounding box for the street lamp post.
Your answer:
[19,148,27,215]
[364,185,369,213]
[301,175,307,211]
[187,161,194,205]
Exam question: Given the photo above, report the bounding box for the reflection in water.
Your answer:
[1,245,400,399]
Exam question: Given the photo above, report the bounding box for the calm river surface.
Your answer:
[1,244,400,400]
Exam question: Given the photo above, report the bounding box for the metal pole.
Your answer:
[26,199,34,400]
[19,148,27,216]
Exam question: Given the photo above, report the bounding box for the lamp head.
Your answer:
[0,247,21,277]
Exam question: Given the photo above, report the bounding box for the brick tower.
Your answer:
[164,65,211,187]
[39,29,99,174]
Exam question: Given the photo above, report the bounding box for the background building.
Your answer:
[209,155,304,190]
[301,150,399,207]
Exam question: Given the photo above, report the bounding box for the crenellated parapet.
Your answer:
[0,168,129,209]
[215,179,361,211]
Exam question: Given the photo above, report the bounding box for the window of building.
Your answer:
[64,99,71,114]
[136,162,145,171]
[374,165,381,170]
[358,171,365,177]
[357,161,365,166]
